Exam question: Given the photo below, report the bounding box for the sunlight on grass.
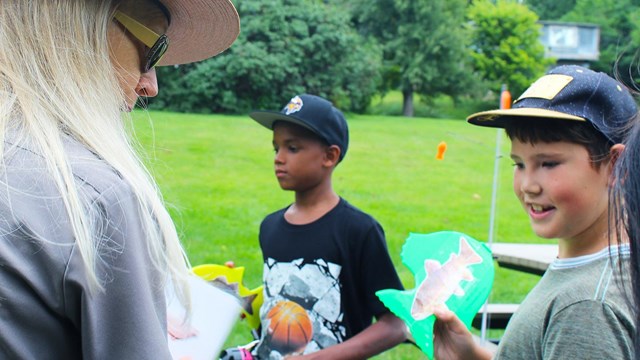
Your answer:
[133,110,543,359]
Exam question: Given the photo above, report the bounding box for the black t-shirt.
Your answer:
[255,198,403,358]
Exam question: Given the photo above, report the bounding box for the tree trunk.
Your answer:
[402,88,414,117]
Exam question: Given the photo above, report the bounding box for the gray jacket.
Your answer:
[0,135,171,359]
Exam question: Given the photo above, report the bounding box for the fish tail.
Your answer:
[459,237,483,264]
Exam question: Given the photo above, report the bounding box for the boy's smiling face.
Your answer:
[510,138,612,256]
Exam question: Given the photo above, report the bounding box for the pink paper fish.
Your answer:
[410,236,483,320]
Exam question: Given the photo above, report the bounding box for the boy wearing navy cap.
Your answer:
[249,94,406,359]
[434,66,637,359]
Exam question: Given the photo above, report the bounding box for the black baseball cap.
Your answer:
[467,65,638,144]
[249,94,349,161]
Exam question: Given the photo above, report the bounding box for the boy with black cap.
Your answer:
[249,94,406,359]
[433,65,637,359]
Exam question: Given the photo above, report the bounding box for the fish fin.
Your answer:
[411,297,434,321]
[411,296,423,318]
[462,268,474,281]
[413,296,424,308]
[453,286,465,296]
[435,303,450,313]
[425,259,441,273]
[459,237,483,264]
[413,309,435,321]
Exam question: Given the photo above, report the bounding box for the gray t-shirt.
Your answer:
[0,135,171,359]
[495,246,634,360]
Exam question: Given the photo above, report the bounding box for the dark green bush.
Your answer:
[149,0,382,114]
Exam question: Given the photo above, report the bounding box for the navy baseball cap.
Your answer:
[467,65,638,144]
[250,94,349,161]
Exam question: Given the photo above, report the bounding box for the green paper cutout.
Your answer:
[377,231,494,359]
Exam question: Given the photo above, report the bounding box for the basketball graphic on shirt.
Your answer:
[266,300,313,354]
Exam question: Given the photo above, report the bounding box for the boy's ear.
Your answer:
[609,143,625,166]
[607,143,625,185]
[323,145,341,167]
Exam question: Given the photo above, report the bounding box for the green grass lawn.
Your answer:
[133,110,546,359]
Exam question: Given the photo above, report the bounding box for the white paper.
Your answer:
[167,275,241,360]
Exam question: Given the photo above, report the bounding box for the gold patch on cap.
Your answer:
[517,74,573,101]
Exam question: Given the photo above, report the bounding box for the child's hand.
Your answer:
[433,309,491,360]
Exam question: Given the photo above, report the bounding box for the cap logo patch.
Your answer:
[284,96,304,115]
[517,74,573,101]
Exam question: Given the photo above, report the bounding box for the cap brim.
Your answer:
[158,0,240,66]
[249,111,319,134]
[467,107,586,128]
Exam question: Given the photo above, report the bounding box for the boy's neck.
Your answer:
[557,216,612,258]
[558,236,610,258]
[285,185,340,225]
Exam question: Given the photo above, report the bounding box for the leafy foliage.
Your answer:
[523,0,577,21]
[560,0,640,87]
[467,0,554,98]
[353,0,474,116]
[150,0,382,114]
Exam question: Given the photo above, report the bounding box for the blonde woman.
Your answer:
[0,0,239,358]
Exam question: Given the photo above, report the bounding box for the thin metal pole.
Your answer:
[480,128,502,343]
[480,84,510,343]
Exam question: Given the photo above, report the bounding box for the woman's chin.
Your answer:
[120,103,134,113]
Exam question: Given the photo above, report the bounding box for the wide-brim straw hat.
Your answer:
[158,0,240,66]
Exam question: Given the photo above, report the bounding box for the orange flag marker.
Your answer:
[436,141,447,160]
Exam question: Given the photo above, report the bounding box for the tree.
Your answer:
[523,0,577,20]
[467,0,554,98]
[560,0,640,87]
[150,0,382,114]
[354,0,473,117]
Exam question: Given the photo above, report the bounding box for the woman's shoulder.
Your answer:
[3,134,129,198]
[63,136,130,197]
[0,135,136,243]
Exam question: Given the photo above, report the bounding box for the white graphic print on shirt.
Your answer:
[257,258,345,358]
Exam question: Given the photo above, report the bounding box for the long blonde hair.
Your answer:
[0,0,190,304]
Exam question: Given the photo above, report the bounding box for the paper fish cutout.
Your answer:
[376,231,494,359]
[411,237,483,320]
[192,264,264,331]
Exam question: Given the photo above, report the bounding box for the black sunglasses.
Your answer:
[114,10,169,73]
